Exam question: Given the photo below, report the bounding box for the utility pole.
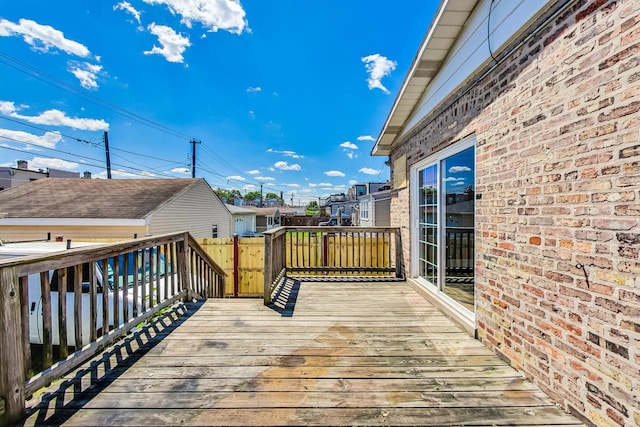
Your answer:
[260,183,263,207]
[103,131,112,179]
[190,139,201,178]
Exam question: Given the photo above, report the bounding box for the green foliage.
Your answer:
[265,192,280,200]
[214,188,242,200]
[305,200,319,215]
[244,191,262,201]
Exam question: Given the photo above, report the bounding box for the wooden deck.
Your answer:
[23,280,583,426]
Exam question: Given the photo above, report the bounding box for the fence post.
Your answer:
[395,229,404,279]
[233,234,239,298]
[179,233,191,300]
[263,232,273,305]
[0,267,26,425]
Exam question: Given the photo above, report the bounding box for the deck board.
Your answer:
[24,281,583,426]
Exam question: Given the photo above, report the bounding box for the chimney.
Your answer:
[16,160,28,170]
[83,171,92,179]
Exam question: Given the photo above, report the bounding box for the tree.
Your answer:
[265,192,280,200]
[306,200,319,215]
[244,191,261,201]
[214,188,242,201]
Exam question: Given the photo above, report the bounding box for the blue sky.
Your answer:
[0,0,438,204]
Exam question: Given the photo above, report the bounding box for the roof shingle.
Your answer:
[0,178,202,219]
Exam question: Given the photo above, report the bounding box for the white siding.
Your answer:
[374,199,391,227]
[402,0,551,137]
[148,180,233,238]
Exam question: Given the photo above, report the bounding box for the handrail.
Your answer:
[263,226,404,305]
[0,232,226,425]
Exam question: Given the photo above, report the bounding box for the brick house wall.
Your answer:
[388,1,640,426]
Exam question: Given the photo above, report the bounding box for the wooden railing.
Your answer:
[264,227,403,304]
[0,232,226,425]
[445,227,474,276]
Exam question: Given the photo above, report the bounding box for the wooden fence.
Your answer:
[198,237,264,297]
[0,232,226,425]
[263,227,404,305]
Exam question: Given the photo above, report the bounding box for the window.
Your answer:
[412,137,475,316]
[360,200,369,220]
[212,225,218,238]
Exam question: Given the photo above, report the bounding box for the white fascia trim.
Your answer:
[0,218,146,226]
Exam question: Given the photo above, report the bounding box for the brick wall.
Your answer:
[389,1,640,425]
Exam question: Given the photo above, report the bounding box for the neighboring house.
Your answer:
[0,160,81,190]
[320,193,355,217]
[357,187,391,227]
[0,178,236,241]
[372,1,639,426]
[349,182,387,199]
[244,206,306,234]
[225,204,257,237]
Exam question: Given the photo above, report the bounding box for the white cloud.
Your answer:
[255,176,275,181]
[359,167,380,175]
[0,18,91,57]
[319,182,333,187]
[68,61,103,89]
[246,169,259,175]
[274,161,301,171]
[361,53,397,94]
[0,128,62,149]
[449,166,472,173]
[349,180,358,186]
[248,110,255,119]
[95,169,149,179]
[227,175,246,181]
[357,135,375,142]
[283,183,300,188]
[144,23,191,63]
[444,177,463,182]
[0,101,109,131]
[325,170,345,177]
[114,1,143,26]
[243,184,257,191]
[142,0,248,34]
[30,156,78,171]
[171,167,190,174]
[340,141,358,150]
[308,183,317,188]
[246,86,261,93]
[452,181,466,186]
[268,148,303,159]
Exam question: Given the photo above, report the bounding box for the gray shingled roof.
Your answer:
[0,178,202,219]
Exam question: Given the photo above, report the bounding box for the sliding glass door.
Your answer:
[413,138,475,315]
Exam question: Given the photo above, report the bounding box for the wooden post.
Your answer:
[40,272,52,368]
[233,234,239,298]
[395,229,404,279]
[58,268,68,358]
[18,276,31,379]
[73,264,83,348]
[132,251,139,317]
[101,258,109,335]
[179,233,191,300]
[323,234,329,267]
[89,261,97,343]
[263,232,273,305]
[0,267,26,424]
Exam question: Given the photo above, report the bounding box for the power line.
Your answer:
[1,113,195,168]
[0,138,180,179]
[0,115,100,146]
[0,50,195,140]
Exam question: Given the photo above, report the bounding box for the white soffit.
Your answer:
[372,0,478,156]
